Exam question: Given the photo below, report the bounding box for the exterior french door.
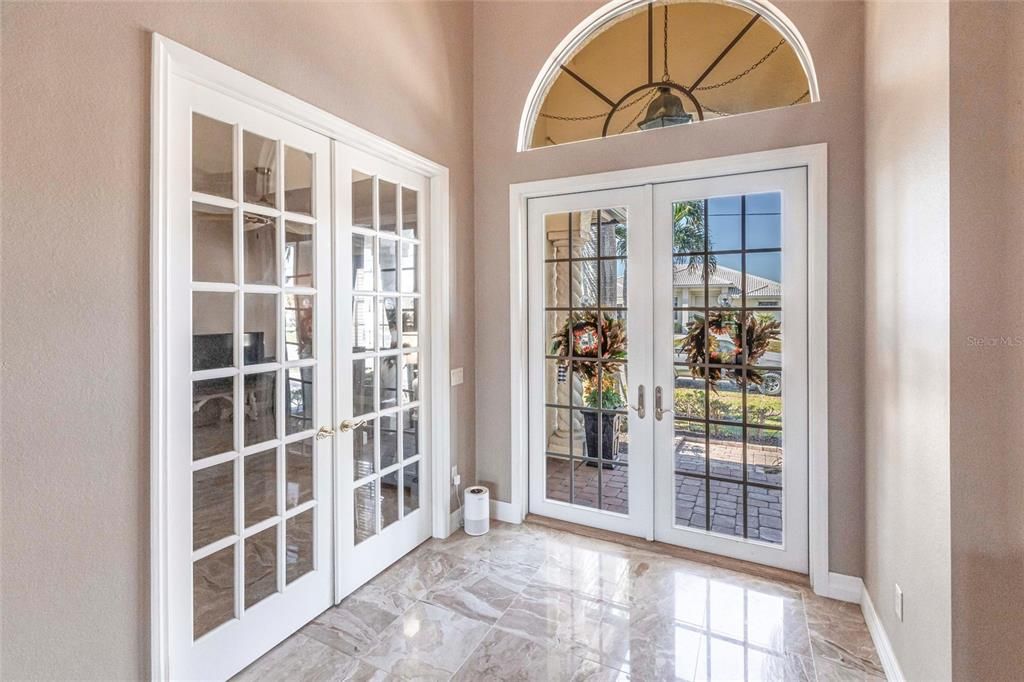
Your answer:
[334,147,432,600]
[168,79,334,679]
[527,187,654,538]
[529,168,808,573]
[652,168,808,572]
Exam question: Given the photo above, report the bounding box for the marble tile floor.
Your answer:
[234,521,884,681]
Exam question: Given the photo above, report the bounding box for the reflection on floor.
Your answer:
[234,521,883,681]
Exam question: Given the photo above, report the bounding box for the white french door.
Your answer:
[334,147,432,600]
[168,79,334,679]
[652,168,808,573]
[528,167,809,573]
[527,187,654,538]
[156,38,445,681]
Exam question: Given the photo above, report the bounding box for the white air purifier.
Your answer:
[464,486,490,536]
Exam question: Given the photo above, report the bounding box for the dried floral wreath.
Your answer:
[679,310,781,390]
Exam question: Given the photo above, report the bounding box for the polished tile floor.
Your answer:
[234,521,884,681]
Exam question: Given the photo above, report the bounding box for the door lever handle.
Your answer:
[655,385,674,421]
[628,385,646,419]
[339,418,368,433]
[316,426,335,440]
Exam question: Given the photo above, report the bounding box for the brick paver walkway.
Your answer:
[545,437,784,544]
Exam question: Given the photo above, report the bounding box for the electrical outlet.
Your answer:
[894,584,903,622]
[450,367,464,386]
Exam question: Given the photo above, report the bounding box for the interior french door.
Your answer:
[335,146,432,600]
[528,167,808,573]
[652,168,808,573]
[168,79,334,679]
[527,187,654,538]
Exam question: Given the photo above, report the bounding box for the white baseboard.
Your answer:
[816,571,864,603]
[861,585,905,682]
[490,499,522,524]
[449,507,463,534]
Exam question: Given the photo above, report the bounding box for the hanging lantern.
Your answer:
[638,86,693,130]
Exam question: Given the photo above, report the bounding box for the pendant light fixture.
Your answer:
[638,86,693,129]
[638,2,693,130]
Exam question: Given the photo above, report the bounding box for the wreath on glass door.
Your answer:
[679,310,781,390]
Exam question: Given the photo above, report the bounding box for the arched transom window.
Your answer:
[521,0,818,150]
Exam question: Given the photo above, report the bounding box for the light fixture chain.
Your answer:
[618,89,659,133]
[695,39,786,91]
[663,0,670,81]
[705,87,810,117]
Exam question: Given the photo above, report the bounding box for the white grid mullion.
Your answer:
[241,361,280,376]
[241,515,280,539]
[240,284,280,295]
[283,498,316,520]
[192,534,239,563]
[353,348,401,361]
[231,120,245,622]
[283,429,315,445]
[275,136,288,597]
[192,281,238,293]
[282,211,315,225]
[379,459,403,479]
[191,190,237,209]
[352,471,377,490]
[282,286,316,297]
[192,366,237,382]
[191,451,235,473]
[241,202,280,219]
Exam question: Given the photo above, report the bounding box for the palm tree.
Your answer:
[673,200,716,275]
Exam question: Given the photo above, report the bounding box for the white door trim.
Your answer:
[508,143,829,589]
[151,33,451,681]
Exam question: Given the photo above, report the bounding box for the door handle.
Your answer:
[655,385,674,421]
[628,384,646,419]
[339,418,367,433]
[316,426,335,440]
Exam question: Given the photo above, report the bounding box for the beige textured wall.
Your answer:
[949,1,1024,678]
[472,0,867,575]
[0,2,475,679]
[862,1,951,679]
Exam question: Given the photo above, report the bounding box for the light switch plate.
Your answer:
[894,583,903,622]
[450,367,464,386]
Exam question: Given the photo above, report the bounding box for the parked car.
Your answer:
[674,334,782,395]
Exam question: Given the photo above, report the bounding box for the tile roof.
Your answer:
[673,264,781,297]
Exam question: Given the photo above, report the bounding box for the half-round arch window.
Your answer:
[520,0,819,150]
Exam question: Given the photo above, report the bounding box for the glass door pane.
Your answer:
[347,169,423,546]
[335,146,432,602]
[542,208,631,514]
[527,186,653,539]
[652,168,808,574]
[668,194,784,542]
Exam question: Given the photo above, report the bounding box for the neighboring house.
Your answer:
[673,263,781,311]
